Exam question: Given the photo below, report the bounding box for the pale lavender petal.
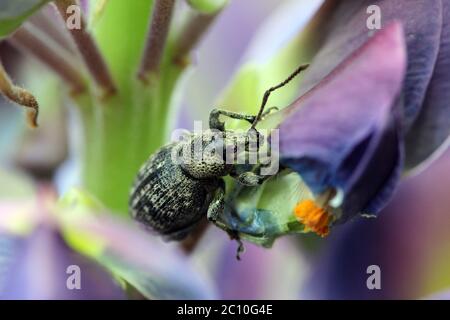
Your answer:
[279,22,406,219]
[70,213,217,299]
[1,226,125,299]
[196,228,307,299]
[303,148,450,299]
[299,0,442,132]
[0,232,24,293]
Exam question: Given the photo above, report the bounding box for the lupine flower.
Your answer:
[282,0,450,224]
[223,0,450,243]
[303,148,450,299]
[0,0,449,300]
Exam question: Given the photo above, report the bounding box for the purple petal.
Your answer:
[214,237,306,299]
[70,213,217,299]
[0,226,125,299]
[405,1,450,168]
[299,0,442,132]
[299,0,450,170]
[193,228,307,299]
[0,232,24,293]
[279,22,406,219]
[303,148,450,299]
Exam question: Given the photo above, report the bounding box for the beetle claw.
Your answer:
[236,239,245,261]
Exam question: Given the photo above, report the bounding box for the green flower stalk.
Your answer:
[1,0,225,214]
[55,0,223,213]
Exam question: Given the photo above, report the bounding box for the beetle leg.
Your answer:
[236,172,261,186]
[206,179,226,222]
[230,168,272,186]
[205,179,248,260]
[236,238,245,261]
[206,180,241,236]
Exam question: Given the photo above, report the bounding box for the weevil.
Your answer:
[129,64,309,254]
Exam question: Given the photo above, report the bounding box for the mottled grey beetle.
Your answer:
[129,64,308,247]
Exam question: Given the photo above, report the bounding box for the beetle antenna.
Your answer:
[250,63,309,130]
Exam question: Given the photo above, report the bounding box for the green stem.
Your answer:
[78,87,164,213]
[71,1,223,215]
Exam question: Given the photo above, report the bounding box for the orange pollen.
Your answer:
[294,199,331,237]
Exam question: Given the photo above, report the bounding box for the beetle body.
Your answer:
[130,131,231,239]
[129,64,309,243]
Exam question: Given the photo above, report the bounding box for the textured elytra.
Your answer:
[129,107,275,242]
[130,143,219,239]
